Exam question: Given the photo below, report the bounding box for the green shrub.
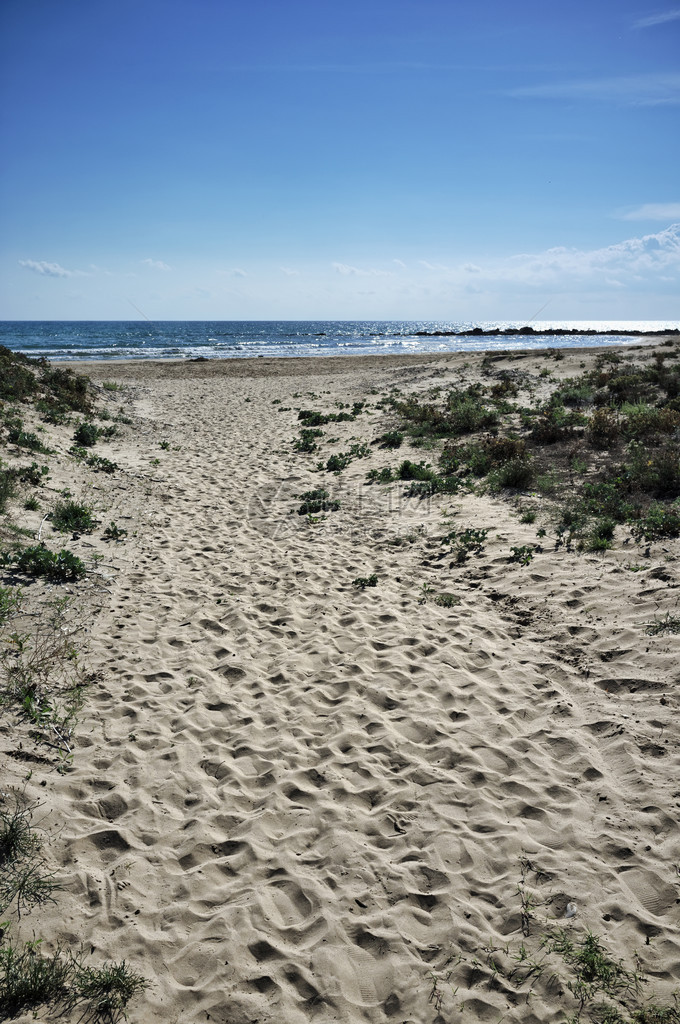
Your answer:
[581,480,633,522]
[588,408,620,448]
[446,391,499,435]
[1,544,86,581]
[51,501,95,533]
[584,517,616,552]
[298,409,330,426]
[630,502,680,541]
[7,424,49,453]
[35,400,69,425]
[73,422,99,447]
[86,454,118,474]
[392,388,497,438]
[625,442,680,498]
[622,404,680,439]
[296,488,340,515]
[488,457,535,491]
[324,452,351,472]
[41,366,93,414]
[490,377,519,399]
[605,372,651,406]
[0,347,40,402]
[377,430,403,449]
[73,959,147,1022]
[530,404,584,444]
[366,467,394,484]
[71,448,118,473]
[557,382,594,407]
[405,475,462,498]
[397,460,436,481]
[293,428,323,453]
[645,612,680,636]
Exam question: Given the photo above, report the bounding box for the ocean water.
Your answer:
[0,320,678,362]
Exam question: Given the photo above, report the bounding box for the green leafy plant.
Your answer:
[630,502,680,541]
[1,544,87,581]
[7,424,49,453]
[353,574,378,589]
[509,544,535,566]
[366,467,395,484]
[18,462,49,486]
[296,488,340,515]
[86,454,118,474]
[73,422,99,448]
[293,428,323,453]
[444,527,488,563]
[102,522,128,542]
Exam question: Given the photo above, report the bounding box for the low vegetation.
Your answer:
[0,346,145,1021]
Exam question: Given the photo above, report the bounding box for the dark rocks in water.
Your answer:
[190,356,211,362]
[412,326,679,339]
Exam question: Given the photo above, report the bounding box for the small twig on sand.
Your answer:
[37,514,50,541]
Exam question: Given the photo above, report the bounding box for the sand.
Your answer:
[2,346,679,1023]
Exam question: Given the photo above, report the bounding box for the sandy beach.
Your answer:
[1,344,679,1024]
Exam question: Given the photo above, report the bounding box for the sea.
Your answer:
[0,320,678,363]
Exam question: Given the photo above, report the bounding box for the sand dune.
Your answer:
[3,348,679,1023]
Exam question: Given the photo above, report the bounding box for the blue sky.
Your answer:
[1,0,679,320]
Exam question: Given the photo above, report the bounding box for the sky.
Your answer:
[1,0,679,321]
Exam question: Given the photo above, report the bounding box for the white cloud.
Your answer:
[19,259,72,277]
[231,268,247,277]
[508,73,680,106]
[280,266,300,276]
[633,9,680,27]
[463,263,482,273]
[617,203,680,221]
[332,262,391,277]
[141,258,172,271]
[392,259,406,269]
[470,224,680,289]
[418,260,451,271]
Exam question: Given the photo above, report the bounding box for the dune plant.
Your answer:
[0,544,86,581]
[51,500,95,533]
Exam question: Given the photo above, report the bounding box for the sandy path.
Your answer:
[18,352,679,1024]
